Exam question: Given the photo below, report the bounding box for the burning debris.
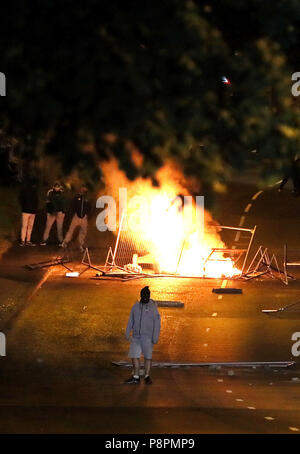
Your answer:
[100,160,241,278]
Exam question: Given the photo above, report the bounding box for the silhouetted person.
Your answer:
[278,158,300,195]
[62,185,91,252]
[125,286,161,385]
[40,181,66,246]
[19,178,39,246]
[167,194,185,212]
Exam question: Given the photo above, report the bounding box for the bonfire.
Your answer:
[101,159,240,278]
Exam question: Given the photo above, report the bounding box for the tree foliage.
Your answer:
[1,0,300,188]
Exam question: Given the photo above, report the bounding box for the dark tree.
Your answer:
[1,0,300,188]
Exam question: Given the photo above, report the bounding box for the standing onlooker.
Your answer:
[19,178,39,246]
[40,181,66,246]
[278,157,300,195]
[125,286,161,385]
[62,185,91,252]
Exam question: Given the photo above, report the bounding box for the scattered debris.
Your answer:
[26,257,71,270]
[213,288,242,294]
[262,301,300,316]
[262,309,282,314]
[80,248,105,276]
[112,361,295,368]
[242,246,286,283]
[154,300,184,308]
[283,244,299,285]
[124,263,143,273]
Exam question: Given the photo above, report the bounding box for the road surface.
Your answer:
[0,180,300,433]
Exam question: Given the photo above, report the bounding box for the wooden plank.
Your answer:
[112,361,294,368]
[26,259,71,270]
[155,300,184,308]
[212,288,242,294]
[262,309,282,314]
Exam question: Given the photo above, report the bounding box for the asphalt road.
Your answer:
[0,179,300,434]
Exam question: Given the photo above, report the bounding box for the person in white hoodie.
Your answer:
[125,286,161,385]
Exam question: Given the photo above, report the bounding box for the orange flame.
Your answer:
[101,159,239,277]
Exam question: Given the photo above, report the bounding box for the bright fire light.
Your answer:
[101,159,240,278]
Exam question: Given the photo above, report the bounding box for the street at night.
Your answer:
[0,176,299,434]
[1,0,300,444]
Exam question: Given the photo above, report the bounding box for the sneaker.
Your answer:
[124,376,140,384]
[40,241,47,246]
[19,241,25,247]
[61,241,68,248]
[26,241,36,246]
[144,375,152,385]
[58,242,64,247]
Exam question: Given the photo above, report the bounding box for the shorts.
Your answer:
[128,337,154,360]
